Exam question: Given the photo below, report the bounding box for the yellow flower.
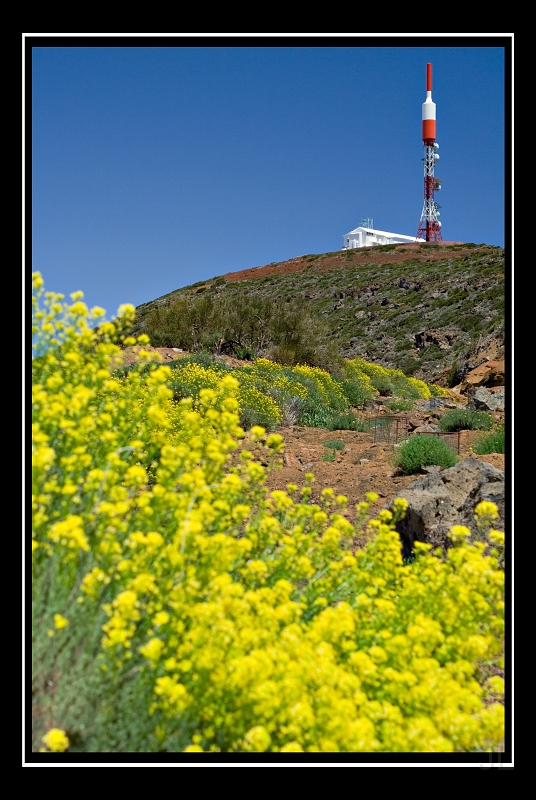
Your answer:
[243,726,271,752]
[42,728,69,752]
[140,638,165,661]
[474,501,499,520]
[54,614,68,629]
[393,497,408,514]
[377,510,393,523]
[486,676,505,697]
[448,525,471,542]
[117,303,135,317]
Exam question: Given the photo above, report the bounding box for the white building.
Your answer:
[343,224,424,249]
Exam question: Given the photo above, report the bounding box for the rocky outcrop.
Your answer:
[398,277,422,291]
[414,330,458,351]
[387,458,505,559]
[470,386,505,412]
[460,361,505,393]
[411,423,442,434]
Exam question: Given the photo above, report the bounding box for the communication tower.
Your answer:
[416,63,443,242]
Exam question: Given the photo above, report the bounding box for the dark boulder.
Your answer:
[387,458,505,559]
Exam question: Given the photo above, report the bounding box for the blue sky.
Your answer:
[30,38,509,319]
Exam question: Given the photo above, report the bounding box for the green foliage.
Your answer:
[334,376,375,408]
[322,450,336,462]
[384,399,414,412]
[439,409,494,432]
[235,346,256,361]
[394,435,458,475]
[169,351,220,370]
[327,413,369,432]
[396,357,420,377]
[457,315,482,332]
[324,440,345,450]
[298,404,336,429]
[142,290,339,370]
[473,424,505,455]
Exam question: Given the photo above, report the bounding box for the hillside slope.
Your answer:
[131,243,505,386]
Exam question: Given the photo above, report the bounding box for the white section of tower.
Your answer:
[422,91,436,120]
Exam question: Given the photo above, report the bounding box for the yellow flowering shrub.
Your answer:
[345,359,432,399]
[290,364,347,409]
[32,274,505,754]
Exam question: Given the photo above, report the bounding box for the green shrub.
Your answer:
[327,413,368,432]
[169,352,219,370]
[439,409,494,432]
[335,377,374,408]
[322,450,336,462]
[394,435,458,475]
[458,315,481,332]
[473,424,505,455]
[324,440,345,450]
[396,357,420,377]
[384,399,414,412]
[344,359,394,396]
[235,346,256,361]
[298,405,335,429]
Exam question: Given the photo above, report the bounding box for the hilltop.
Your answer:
[130,242,505,387]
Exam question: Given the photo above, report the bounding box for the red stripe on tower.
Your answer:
[422,119,436,140]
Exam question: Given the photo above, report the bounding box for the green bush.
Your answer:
[324,440,345,450]
[384,399,414,412]
[473,424,505,455]
[439,409,494,432]
[327,413,368,432]
[394,435,458,475]
[235,346,256,361]
[169,352,220,370]
[396,357,420,377]
[298,405,335,429]
[335,377,374,408]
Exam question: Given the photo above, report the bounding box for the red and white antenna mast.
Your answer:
[416,63,442,242]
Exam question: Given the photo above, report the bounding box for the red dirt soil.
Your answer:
[222,244,483,284]
[261,425,503,545]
